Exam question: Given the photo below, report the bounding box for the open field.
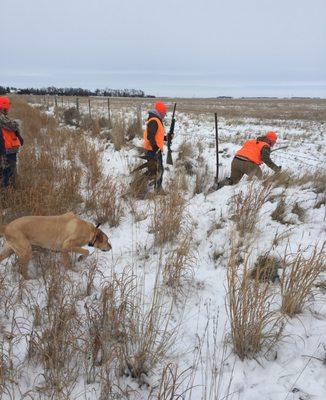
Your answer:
[0,95,325,400]
[23,94,326,121]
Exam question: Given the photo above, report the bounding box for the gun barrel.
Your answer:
[271,146,288,153]
[172,103,177,117]
[166,103,177,166]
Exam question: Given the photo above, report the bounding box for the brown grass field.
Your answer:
[22,94,326,121]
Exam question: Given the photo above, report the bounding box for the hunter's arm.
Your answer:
[261,146,279,171]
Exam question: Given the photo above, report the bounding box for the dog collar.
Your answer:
[88,223,101,247]
[88,231,97,247]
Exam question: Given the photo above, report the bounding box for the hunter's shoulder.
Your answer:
[0,113,19,131]
[0,113,8,128]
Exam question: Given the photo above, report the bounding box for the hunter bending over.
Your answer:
[217,131,281,189]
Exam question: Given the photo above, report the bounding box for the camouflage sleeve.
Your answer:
[261,146,279,172]
[0,114,20,133]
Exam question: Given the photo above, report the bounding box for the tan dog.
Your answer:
[0,212,112,279]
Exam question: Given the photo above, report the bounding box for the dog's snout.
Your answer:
[102,243,112,252]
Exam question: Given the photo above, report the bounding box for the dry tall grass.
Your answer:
[281,244,326,317]
[120,297,175,386]
[227,247,284,360]
[0,97,135,397]
[86,178,125,227]
[250,253,281,283]
[25,255,83,398]
[193,163,211,195]
[268,170,326,194]
[271,197,288,224]
[25,94,326,122]
[0,97,121,228]
[163,227,196,299]
[147,363,193,400]
[83,266,177,389]
[0,253,177,397]
[150,181,187,246]
[83,270,135,383]
[231,182,272,238]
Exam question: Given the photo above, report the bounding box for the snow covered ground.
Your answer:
[1,100,325,399]
[103,110,326,399]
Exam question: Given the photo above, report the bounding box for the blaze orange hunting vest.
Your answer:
[143,117,165,151]
[236,140,270,165]
[2,128,21,154]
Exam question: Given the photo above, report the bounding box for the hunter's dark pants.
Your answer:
[219,157,262,187]
[145,150,163,188]
[1,154,17,188]
[230,157,262,183]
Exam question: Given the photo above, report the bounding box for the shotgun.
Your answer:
[271,145,288,153]
[166,103,177,165]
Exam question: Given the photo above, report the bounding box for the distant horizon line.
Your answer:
[2,86,325,100]
[0,84,326,100]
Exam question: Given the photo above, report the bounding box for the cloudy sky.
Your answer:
[2,0,326,97]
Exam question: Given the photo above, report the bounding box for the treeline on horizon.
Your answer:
[0,86,152,98]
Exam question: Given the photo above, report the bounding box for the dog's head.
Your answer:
[89,225,112,252]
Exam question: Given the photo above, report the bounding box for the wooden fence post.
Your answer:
[214,112,219,185]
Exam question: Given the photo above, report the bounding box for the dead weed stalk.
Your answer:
[227,246,284,360]
[163,226,197,299]
[231,181,272,237]
[150,181,187,246]
[280,244,326,317]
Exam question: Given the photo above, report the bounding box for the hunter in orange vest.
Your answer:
[216,131,281,189]
[143,101,167,192]
[0,96,24,188]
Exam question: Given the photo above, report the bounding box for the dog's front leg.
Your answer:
[62,239,90,262]
[17,249,32,280]
[0,245,14,263]
[77,253,88,262]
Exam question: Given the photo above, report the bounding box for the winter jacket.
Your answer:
[144,110,166,152]
[236,136,279,172]
[0,111,23,155]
